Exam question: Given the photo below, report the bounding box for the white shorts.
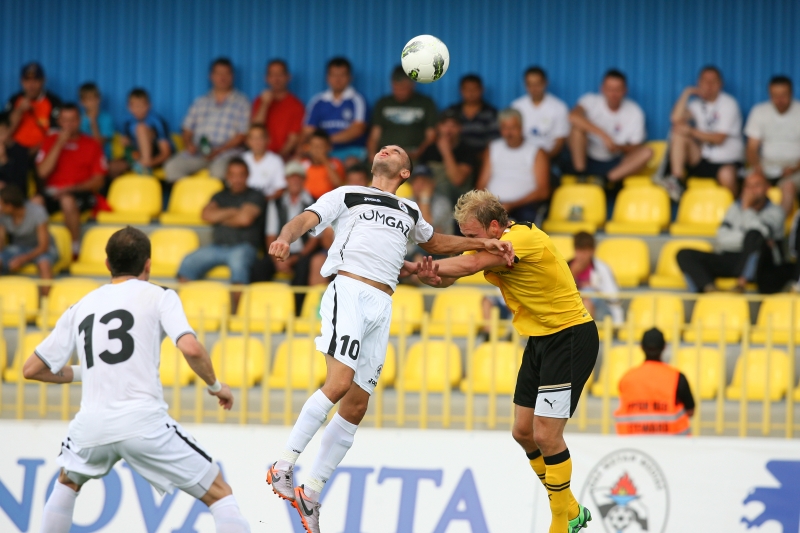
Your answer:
[315,275,392,395]
[57,419,219,498]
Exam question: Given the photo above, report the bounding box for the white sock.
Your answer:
[278,389,334,467]
[210,495,251,533]
[305,413,358,497]
[40,481,78,533]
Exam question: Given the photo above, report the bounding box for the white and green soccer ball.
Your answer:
[400,35,450,83]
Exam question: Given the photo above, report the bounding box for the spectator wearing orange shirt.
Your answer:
[5,62,62,151]
[304,129,344,199]
[250,59,305,160]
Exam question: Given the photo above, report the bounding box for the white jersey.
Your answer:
[510,92,570,152]
[306,185,434,290]
[687,92,744,163]
[35,280,195,447]
[577,93,646,161]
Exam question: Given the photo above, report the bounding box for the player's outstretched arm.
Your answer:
[176,334,234,410]
[22,354,75,383]
[269,211,320,261]
[421,251,512,281]
[419,233,515,266]
[416,256,456,288]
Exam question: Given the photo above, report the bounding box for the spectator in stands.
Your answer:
[304,57,367,164]
[344,163,371,186]
[568,232,624,325]
[563,69,653,183]
[511,66,570,158]
[745,75,800,216]
[304,129,344,199]
[475,109,550,225]
[677,171,786,293]
[409,164,453,236]
[35,103,106,256]
[78,83,114,161]
[615,327,694,436]
[0,185,57,292]
[368,65,438,161]
[177,158,265,310]
[0,114,31,195]
[251,59,305,160]
[242,124,285,200]
[5,62,62,151]
[418,109,479,206]
[110,88,173,178]
[444,74,498,152]
[664,66,744,200]
[164,57,249,182]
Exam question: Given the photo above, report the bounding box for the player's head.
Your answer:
[641,327,666,361]
[105,226,151,280]
[601,69,627,110]
[371,145,412,181]
[453,189,509,239]
[769,75,793,114]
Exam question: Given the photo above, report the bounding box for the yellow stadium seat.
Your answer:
[0,276,39,326]
[38,279,100,328]
[542,184,607,234]
[590,345,645,398]
[712,278,757,292]
[159,177,223,225]
[622,175,654,188]
[0,336,7,378]
[159,337,194,386]
[669,186,734,236]
[110,133,125,160]
[595,238,650,287]
[380,343,397,387]
[549,235,575,261]
[4,331,49,382]
[560,174,578,185]
[206,266,231,280]
[429,287,484,337]
[211,336,266,388]
[268,337,327,389]
[751,295,800,344]
[767,186,798,234]
[97,175,162,224]
[454,271,492,285]
[674,347,724,400]
[642,140,667,176]
[50,210,92,224]
[617,294,684,342]
[726,349,789,401]
[296,286,325,335]
[149,228,200,278]
[178,281,229,332]
[605,186,671,235]
[229,282,294,333]
[70,226,124,276]
[20,225,73,275]
[171,132,185,153]
[391,285,424,336]
[402,341,462,392]
[686,177,717,189]
[459,342,523,394]
[648,239,714,289]
[396,181,413,199]
[683,294,749,343]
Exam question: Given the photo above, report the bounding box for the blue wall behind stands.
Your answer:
[1,0,798,140]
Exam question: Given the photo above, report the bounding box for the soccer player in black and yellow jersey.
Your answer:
[416,190,598,533]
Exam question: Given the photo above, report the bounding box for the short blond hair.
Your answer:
[454,189,509,229]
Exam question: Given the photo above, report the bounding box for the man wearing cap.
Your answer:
[5,62,63,151]
[614,327,695,435]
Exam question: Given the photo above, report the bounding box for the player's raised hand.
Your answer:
[398,260,420,278]
[484,239,515,266]
[209,383,234,410]
[416,256,442,287]
[268,238,291,261]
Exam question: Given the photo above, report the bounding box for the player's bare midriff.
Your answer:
[338,271,393,295]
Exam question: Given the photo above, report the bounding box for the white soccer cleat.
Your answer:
[266,462,296,501]
[293,485,321,533]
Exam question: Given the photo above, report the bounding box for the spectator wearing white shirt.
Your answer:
[568,232,624,325]
[564,70,653,183]
[511,66,570,158]
[242,124,285,201]
[745,75,800,216]
[665,66,744,199]
[475,109,550,226]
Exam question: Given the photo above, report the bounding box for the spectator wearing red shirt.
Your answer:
[251,59,305,160]
[35,104,107,253]
[303,129,344,199]
[5,62,62,150]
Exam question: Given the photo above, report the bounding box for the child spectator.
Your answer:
[242,124,285,200]
[568,231,624,324]
[304,129,344,199]
[78,83,114,161]
[110,88,173,177]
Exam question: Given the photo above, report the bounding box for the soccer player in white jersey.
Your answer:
[266,145,515,533]
[22,227,251,533]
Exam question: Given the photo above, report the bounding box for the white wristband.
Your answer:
[70,365,82,382]
[207,380,222,393]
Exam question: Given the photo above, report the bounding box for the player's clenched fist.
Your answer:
[484,239,515,266]
[209,383,234,410]
[269,239,291,261]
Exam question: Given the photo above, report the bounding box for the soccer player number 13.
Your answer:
[78,310,136,368]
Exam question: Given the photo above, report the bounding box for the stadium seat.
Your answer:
[642,140,667,176]
[648,239,714,289]
[4,331,49,382]
[268,337,327,390]
[229,282,294,333]
[396,181,413,199]
[0,276,39,326]
[595,238,650,287]
[210,336,266,388]
[712,278,757,292]
[206,266,231,280]
[171,132,185,153]
[669,186,734,236]
[49,210,93,224]
[686,177,718,189]
[178,281,229,332]
[19,225,73,276]
[549,235,575,261]
[149,228,200,278]
[70,226,124,276]
[542,184,606,234]
[621,176,653,188]
[459,342,523,394]
[381,343,397,388]
[726,349,789,401]
[751,294,800,344]
[0,336,6,379]
[110,133,125,160]
[97,175,162,224]
[295,286,325,335]
[428,287,484,337]
[159,176,223,225]
[391,285,424,335]
[605,185,671,235]
[38,278,100,328]
[617,294,684,342]
[674,347,724,400]
[683,294,749,344]
[590,345,645,398]
[159,337,194,386]
[402,341,462,392]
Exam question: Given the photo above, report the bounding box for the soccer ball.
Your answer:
[400,35,450,83]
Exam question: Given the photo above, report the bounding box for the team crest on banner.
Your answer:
[580,449,669,533]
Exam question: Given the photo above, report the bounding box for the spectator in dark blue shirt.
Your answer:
[445,74,499,153]
[109,88,173,178]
